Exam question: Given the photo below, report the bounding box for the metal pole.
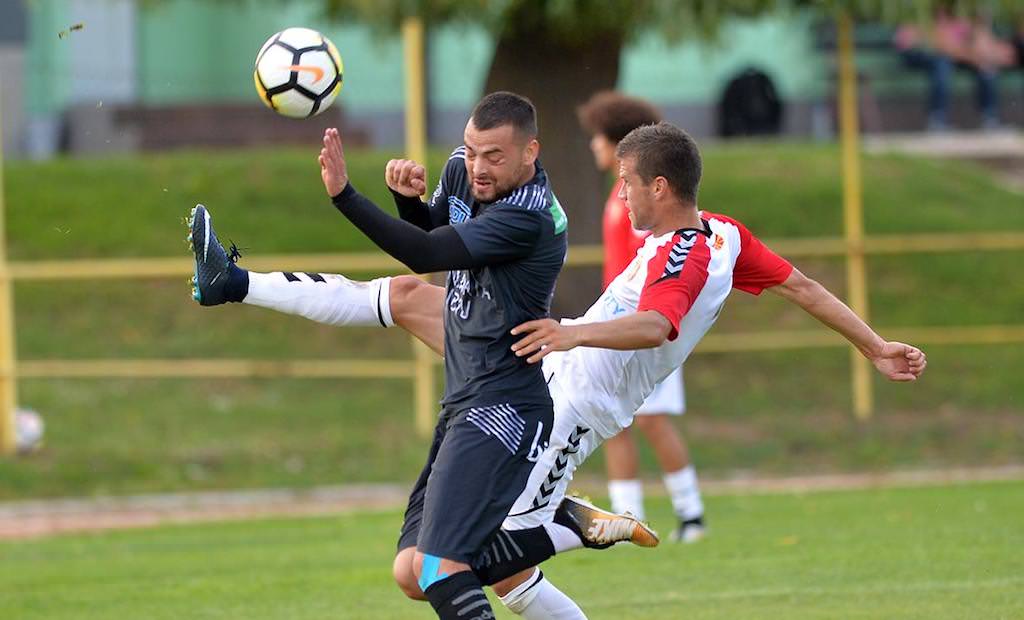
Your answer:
[0,75,18,454]
[837,13,873,420]
[402,17,435,438]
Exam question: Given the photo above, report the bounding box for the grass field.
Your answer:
[2,480,1022,619]
[2,143,1023,499]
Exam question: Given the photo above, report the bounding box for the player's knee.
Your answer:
[491,569,533,598]
[635,413,668,434]
[392,551,427,601]
[494,569,542,611]
[388,275,424,319]
[608,426,633,442]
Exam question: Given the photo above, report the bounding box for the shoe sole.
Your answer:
[187,205,207,303]
[563,495,660,548]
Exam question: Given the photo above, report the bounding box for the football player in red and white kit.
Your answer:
[578,91,706,542]
[189,122,925,619]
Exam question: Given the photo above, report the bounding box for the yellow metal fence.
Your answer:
[3,231,1024,453]
[2,15,1024,454]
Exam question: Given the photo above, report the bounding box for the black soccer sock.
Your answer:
[424,571,493,619]
[471,527,556,586]
[224,263,249,303]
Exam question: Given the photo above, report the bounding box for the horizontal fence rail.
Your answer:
[15,359,419,379]
[3,231,1024,452]
[6,233,1023,369]
[9,232,1024,282]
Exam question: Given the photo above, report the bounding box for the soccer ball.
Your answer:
[254,27,344,118]
[15,408,44,454]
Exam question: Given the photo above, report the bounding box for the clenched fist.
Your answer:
[385,159,427,197]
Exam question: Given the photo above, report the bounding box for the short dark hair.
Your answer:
[577,91,661,144]
[616,122,702,204]
[471,91,538,138]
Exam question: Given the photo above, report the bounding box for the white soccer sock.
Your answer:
[542,521,582,553]
[607,479,646,521]
[663,465,704,521]
[244,272,394,327]
[500,569,588,619]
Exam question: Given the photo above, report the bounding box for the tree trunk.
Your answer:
[483,20,623,316]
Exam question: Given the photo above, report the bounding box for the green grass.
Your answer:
[2,481,1022,619]
[2,143,1023,499]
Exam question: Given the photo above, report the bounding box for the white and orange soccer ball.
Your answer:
[254,27,344,118]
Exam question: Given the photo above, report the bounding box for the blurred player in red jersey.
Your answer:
[577,91,705,542]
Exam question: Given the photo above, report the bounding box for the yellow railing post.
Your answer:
[0,76,18,455]
[403,17,435,438]
[837,13,873,420]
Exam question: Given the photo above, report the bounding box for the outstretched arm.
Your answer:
[320,128,476,274]
[768,268,927,381]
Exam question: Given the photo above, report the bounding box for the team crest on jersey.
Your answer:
[448,196,471,224]
[712,233,725,250]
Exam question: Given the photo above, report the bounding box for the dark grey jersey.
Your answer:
[424,147,568,408]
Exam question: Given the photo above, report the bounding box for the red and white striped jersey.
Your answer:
[543,211,793,438]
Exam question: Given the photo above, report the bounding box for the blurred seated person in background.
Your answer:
[894,6,1015,130]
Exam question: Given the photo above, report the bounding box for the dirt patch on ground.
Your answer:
[0,484,407,540]
[3,467,1022,541]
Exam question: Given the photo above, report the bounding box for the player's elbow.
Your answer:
[647,327,672,348]
[640,315,673,348]
[774,268,818,302]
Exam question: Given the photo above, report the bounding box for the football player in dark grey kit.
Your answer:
[321,92,567,620]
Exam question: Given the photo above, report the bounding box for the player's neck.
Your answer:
[651,205,701,237]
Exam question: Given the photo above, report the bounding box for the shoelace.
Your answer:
[227,242,244,264]
[586,517,635,544]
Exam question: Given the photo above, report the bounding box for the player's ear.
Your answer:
[653,175,669,198]
[522,138,540,166]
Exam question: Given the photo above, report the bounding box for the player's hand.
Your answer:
[870,341,927,382]
[385,159,427,197]
[319,128,349,197]
[511,319,581,364]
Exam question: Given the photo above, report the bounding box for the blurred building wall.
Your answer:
[0,0,27,159]
[20,0,831,156]
[17,0,1024,158]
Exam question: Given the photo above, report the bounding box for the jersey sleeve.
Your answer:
[636,235,711,340]
[452,207,544,264]
[731,219,793,295]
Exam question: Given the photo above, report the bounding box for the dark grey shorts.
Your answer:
[397,401,553,563]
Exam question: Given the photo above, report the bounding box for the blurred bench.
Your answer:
[814,21,1024,132]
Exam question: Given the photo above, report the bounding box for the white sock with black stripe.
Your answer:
[500,569,587,619]
[244,272,394,327]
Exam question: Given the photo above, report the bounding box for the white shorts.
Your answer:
[503,375,605,530]
[635,366,685,416]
